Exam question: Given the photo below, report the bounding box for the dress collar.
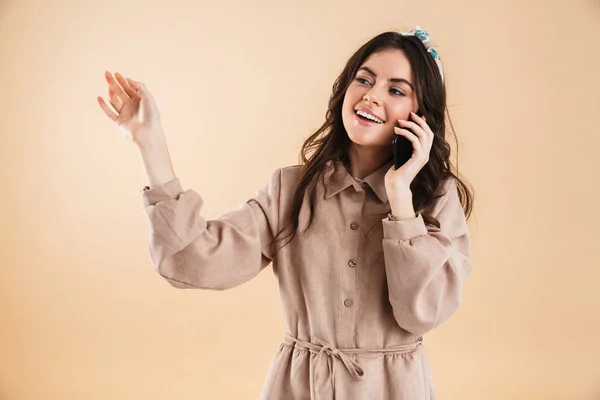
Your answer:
[323,159,394,203]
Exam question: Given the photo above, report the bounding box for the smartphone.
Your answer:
[393,109,423,169]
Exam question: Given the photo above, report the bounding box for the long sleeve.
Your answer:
[381,177,472,336]
[140,168,282,290]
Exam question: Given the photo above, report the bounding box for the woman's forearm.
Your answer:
[136,126,177,188]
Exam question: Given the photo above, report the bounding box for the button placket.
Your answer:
[338,209,361,347]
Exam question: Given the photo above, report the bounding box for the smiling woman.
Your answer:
[343,50,418,144]
[257,28,475,399]
[104,25,475,400]
[284,29,473,241]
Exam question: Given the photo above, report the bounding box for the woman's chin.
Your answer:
[347,132,381,146]
[347,128,394,147]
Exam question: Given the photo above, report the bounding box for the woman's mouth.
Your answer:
[354,109,385,126]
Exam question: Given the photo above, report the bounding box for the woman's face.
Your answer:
[341,48,419,149]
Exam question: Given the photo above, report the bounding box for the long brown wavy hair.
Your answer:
[267,31,474,255]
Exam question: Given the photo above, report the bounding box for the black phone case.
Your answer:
[393,110,423,169]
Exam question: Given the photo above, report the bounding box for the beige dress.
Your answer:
[141,159,472,399]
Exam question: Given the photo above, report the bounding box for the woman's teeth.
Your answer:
[356,110,384,123]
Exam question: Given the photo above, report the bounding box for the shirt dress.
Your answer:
[140,158,472,400]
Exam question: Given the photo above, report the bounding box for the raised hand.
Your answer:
[97,71,162,146]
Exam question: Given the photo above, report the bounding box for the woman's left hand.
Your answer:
[384,111,434,190]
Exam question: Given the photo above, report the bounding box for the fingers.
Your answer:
[394,127,421,148]
[398,118,433,146]
[126,77,143,92]
[113,72,137,98]
[104,71,131,102]
[397,120,425,141]
[97,96,118,122]
[99,70,147,122]
[410,111,427,126]
[409,113,433,139]
[108,85,123,113]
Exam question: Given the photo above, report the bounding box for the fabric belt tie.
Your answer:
[284,333,423,400]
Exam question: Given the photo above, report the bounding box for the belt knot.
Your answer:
[284,333,422,400]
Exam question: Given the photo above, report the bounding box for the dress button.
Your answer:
[350,222,359,230]
[344,298,354,307]
[348,259,356,268]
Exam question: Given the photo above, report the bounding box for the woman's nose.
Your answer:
[363,89,381,105]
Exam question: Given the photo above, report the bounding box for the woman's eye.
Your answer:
[356,77,370,85]
[390,88,405,96]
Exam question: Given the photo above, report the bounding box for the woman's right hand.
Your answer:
[97,71,162,146]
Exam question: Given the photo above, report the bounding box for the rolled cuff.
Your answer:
[141,178,183,207]
[382,212,428,240]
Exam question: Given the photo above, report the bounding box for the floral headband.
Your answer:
[399,25,445,84]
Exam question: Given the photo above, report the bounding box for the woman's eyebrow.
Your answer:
[358,66,414,91]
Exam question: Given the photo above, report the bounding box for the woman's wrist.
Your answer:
[136,128,176,188]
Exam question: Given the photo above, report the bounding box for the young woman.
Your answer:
[98,25,474,400]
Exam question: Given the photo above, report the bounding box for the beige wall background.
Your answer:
[1,0,599,398]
